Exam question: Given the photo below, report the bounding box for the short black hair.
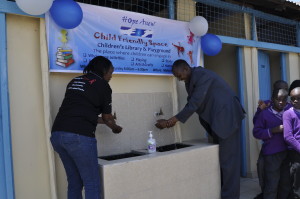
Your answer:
[273,80,288,90]
[83,56,112,78]
[172,59,189,72]
[289,80,300,96]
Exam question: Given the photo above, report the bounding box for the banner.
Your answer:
[46,3,201,75]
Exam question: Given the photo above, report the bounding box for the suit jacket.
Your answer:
[176,67,245,139]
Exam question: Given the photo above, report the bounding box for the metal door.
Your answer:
[258,50,271,100]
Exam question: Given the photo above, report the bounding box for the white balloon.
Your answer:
[16,0,53,15]
[188,16,208,37]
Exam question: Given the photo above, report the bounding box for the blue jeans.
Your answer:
[50,131,101,199]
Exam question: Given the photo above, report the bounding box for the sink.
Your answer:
[98,151,146,161]
[156,143,192,152]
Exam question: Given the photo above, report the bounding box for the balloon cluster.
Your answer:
[15,0,83,29]
[188,16,222,56]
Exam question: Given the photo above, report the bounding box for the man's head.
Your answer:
[172,59,192,83]
[271,88,288,112]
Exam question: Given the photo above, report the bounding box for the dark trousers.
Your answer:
[289,150,300,199]
[218,128,241,199]
[200,118,241,198]
[263,151,291,199]
[257,149,265,192]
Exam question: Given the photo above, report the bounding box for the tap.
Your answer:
[154,108,164,117]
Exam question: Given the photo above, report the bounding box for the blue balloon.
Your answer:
[50,0,83,29]
[201,33,222,56]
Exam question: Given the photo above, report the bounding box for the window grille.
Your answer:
[195,2,246,39]
[76,0,170,18]
[256,17,297,46]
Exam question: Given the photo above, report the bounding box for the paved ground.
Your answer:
[240,177,261,199]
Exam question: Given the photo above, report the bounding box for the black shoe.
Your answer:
[253,193,263,199]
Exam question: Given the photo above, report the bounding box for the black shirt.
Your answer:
[52,72,112,137]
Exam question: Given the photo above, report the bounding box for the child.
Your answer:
[253,80,290,199]
[253,88,291,199]
[283,87,300,198]
[253,80,289,124]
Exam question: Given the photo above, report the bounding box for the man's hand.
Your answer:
[97,117,104,124]
[166,116,178,128]
[112,125,122,134]
[155,119,168,129]
[155,117,179,129]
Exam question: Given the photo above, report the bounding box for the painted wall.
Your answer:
[287,53,300,83]
[204,44,238,93]
[240,47,259,177]
[6,14,52,199]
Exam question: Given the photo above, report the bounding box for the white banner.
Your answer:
[46,3,201,75]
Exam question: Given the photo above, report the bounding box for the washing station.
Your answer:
[96,93,221,199]
[98,140,220,199]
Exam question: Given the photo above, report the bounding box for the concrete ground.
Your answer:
[240,177,261,199]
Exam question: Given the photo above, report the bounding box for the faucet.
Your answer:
[154,108,164,117]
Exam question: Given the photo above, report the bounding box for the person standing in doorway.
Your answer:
[50,56,122,199]
[156,59,245,199]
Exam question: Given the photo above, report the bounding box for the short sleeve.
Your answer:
[102,84,112,114]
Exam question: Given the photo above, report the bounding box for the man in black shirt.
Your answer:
[51,56,122,199]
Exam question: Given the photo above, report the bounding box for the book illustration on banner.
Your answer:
[120,26,153,38]
[55,29,75,68]
[55,47,75,68]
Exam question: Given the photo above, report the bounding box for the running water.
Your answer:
[156,130,161,148]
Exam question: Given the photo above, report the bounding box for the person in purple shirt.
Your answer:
[253,80,289,199]
[253,88,291,199]
[253,80,289,124]
[283,87,300,198]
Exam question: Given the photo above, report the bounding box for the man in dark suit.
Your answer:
[156,59,245,199]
